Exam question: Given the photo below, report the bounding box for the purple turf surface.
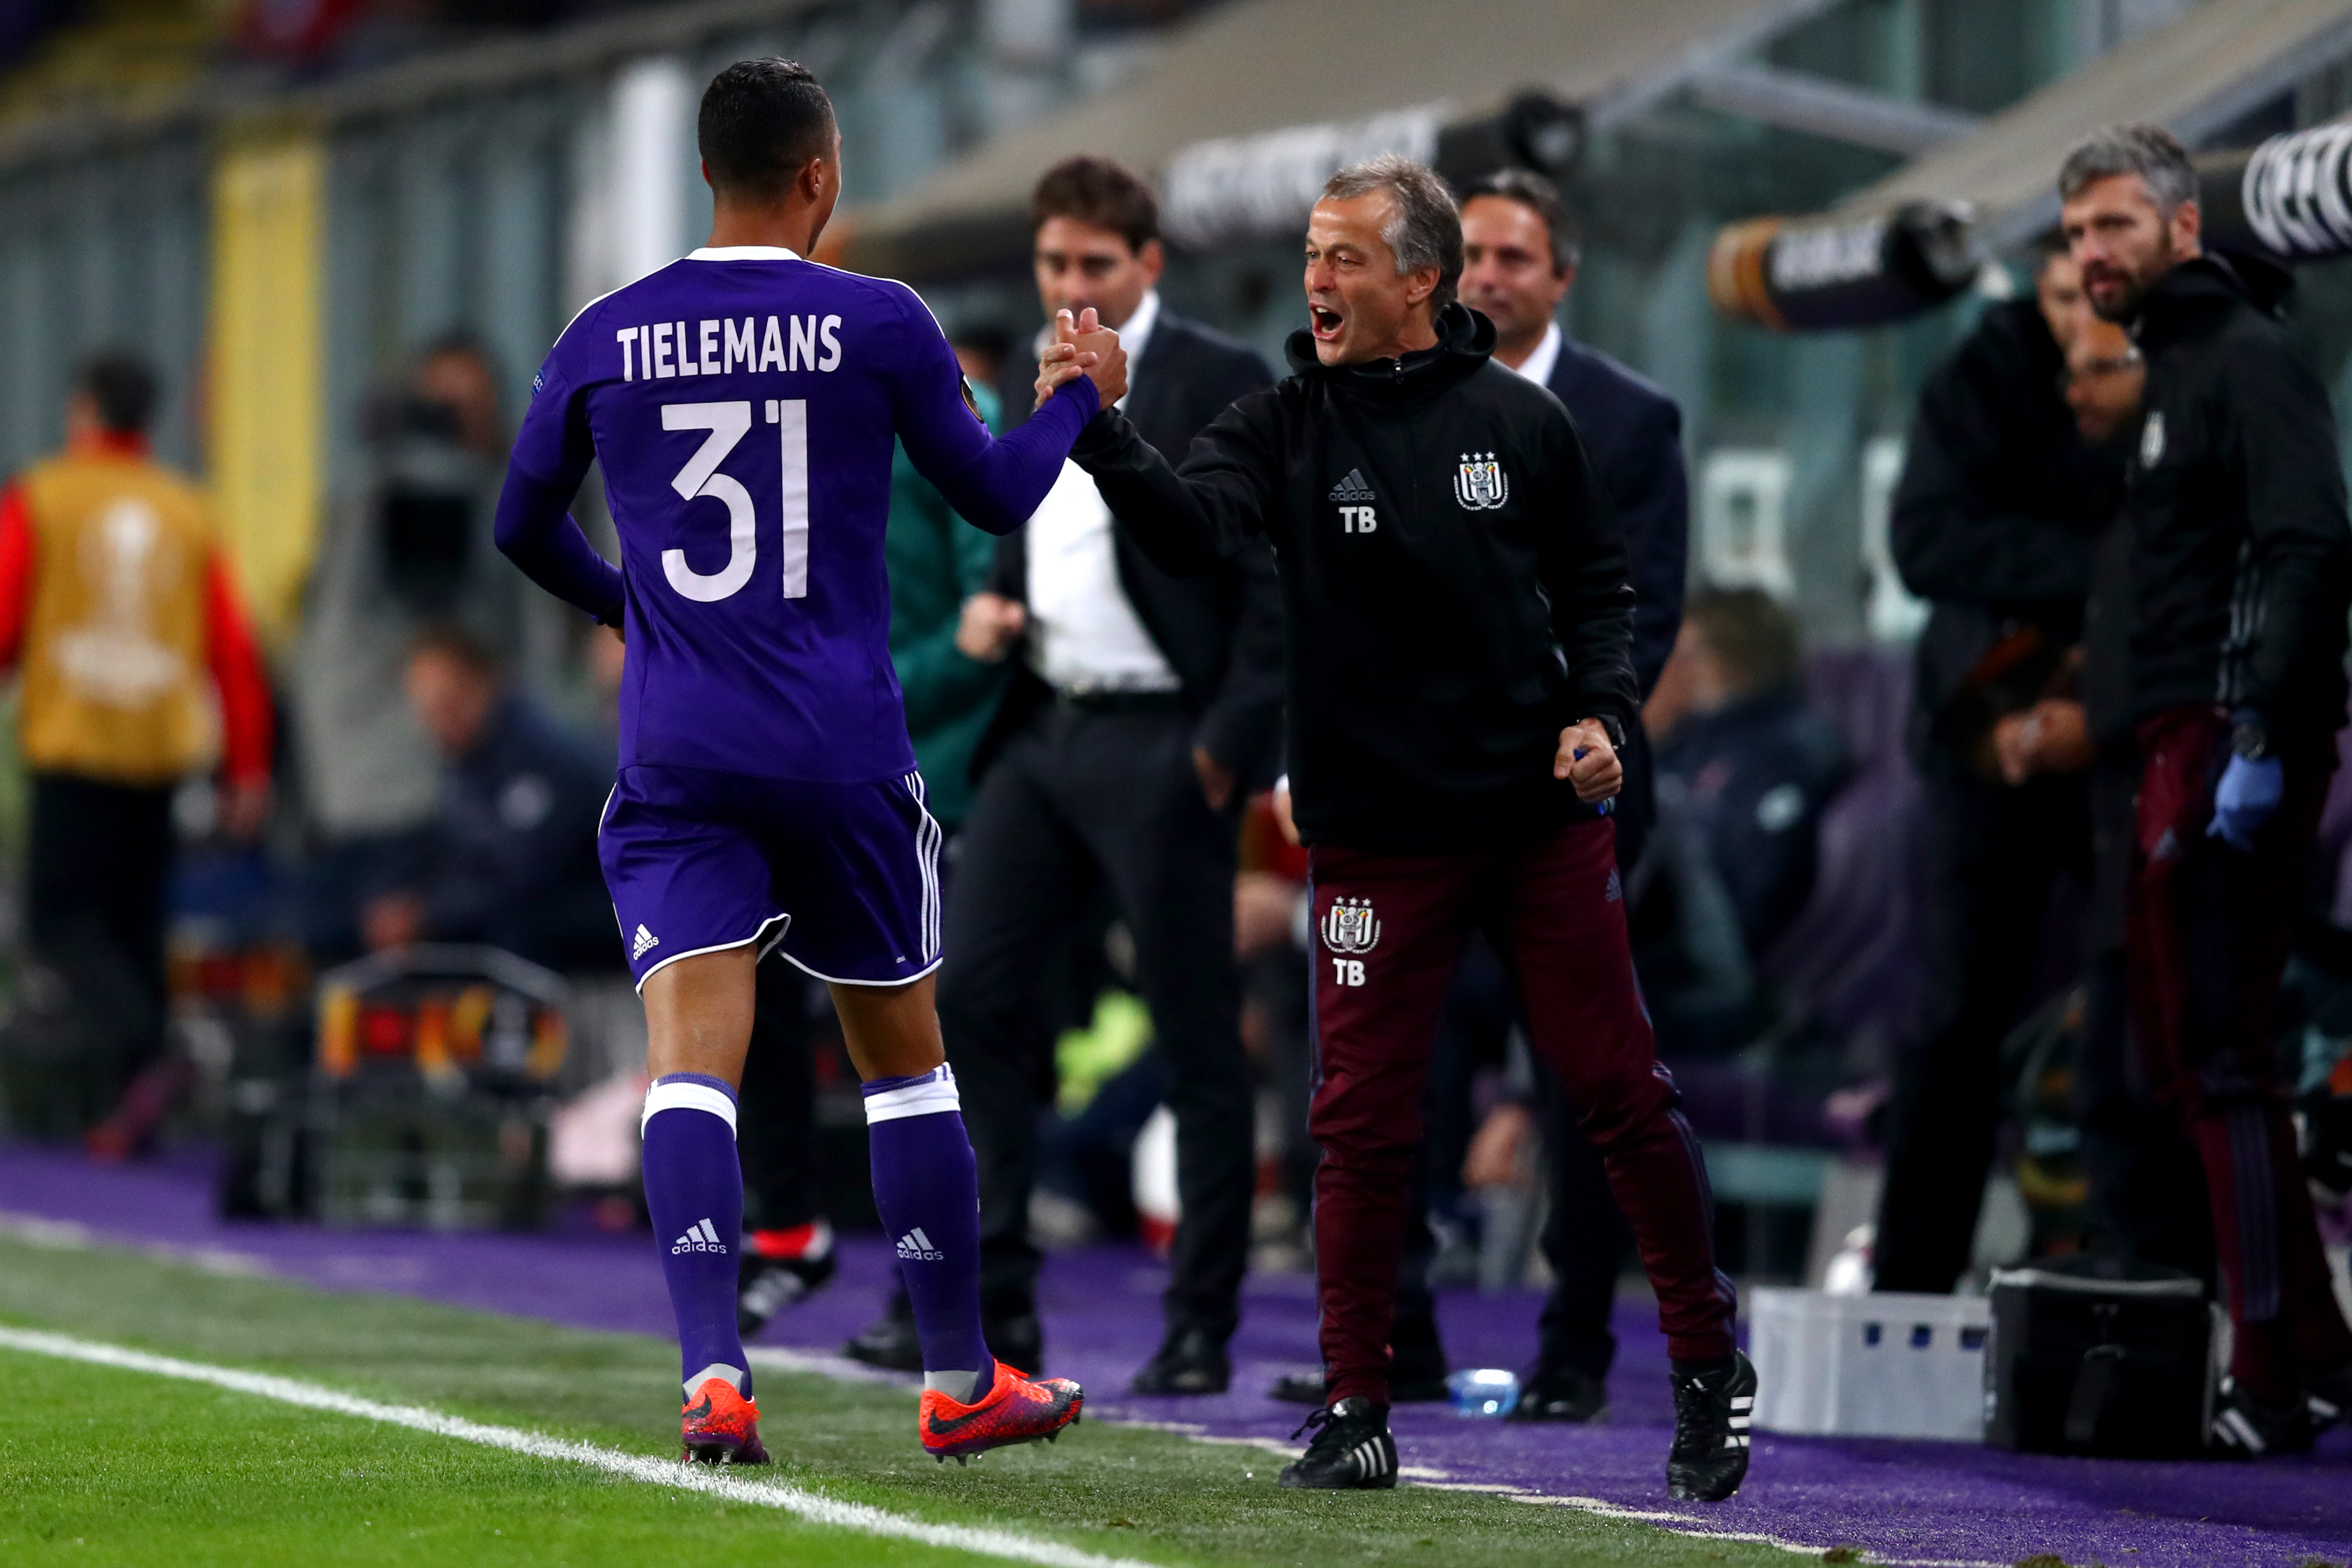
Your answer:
[2,1142,2346,1566]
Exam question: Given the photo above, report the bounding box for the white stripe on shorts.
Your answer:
[906,772,943,962]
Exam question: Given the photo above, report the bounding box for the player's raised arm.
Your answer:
[1068,382,1282,579]
[888,293,1112,535]
[495,350,625,626]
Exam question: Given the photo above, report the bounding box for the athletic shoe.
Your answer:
[737,1220,837,1336]
[1277,1397,1398,1489]
[919,1362,1083,1463]
[680,1377,770,1465]
[2213,1378,2319,1457]
[1130,1326,1230,1395]
[1666,1351,1754,1501]
[1512,1364,1609,1424]
[2306,1361,2352,1430]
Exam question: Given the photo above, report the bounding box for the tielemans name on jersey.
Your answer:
[615,315,844,381]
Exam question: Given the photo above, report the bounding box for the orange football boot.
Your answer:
[918,1362,1083,1463]
[680,1376,770,1465]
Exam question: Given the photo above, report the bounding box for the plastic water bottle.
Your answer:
[1446,1368,1520,1418]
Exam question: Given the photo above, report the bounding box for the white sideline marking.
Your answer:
[0,1326,1151,1568]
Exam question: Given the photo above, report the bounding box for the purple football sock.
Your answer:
[641,1073,752,1399]
[864,1064,994,1402]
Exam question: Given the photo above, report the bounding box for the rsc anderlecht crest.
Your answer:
[1454,452,1508,510]
[1321,897,1381,954]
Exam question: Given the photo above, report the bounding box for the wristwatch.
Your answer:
[1597,714,1627,751]
[2230,709,2268,761]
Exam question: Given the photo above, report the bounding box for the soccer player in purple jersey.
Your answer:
[494,58,1125,1465]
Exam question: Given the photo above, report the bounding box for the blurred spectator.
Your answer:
[2017,318,2215,1280]
[355,625,614,972]
[1871,244,2116,1296]
[0,351,272,1142]
[293,336,537,858]
[1630,587,1849,1053]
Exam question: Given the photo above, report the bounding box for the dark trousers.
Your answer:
[1874,768,2089,1293]
[27,772,176,1095]
[738,956,819,1235]
[2128,707,2352,1401]
[1308,820,1735,1405]
[940,703,1253,1342]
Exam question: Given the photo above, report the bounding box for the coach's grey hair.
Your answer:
[2058,124,2197,212]
[1322,154,1464,314]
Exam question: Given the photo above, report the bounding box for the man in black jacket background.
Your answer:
[845,157,1284,1395]
[1062,154,1750,1503]
[2061,124,2352,1453]
[1870,243,2118,1294]
[1452,167,1691,1422]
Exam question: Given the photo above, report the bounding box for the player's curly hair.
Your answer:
[1322,155,1463,314]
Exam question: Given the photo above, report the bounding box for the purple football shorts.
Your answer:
[598,763,942,990]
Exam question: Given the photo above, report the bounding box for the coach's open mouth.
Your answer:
[1309,304,1344,340]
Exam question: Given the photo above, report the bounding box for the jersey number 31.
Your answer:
[660,400,809,602]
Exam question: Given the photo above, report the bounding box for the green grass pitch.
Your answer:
[0,1234,1786,1567]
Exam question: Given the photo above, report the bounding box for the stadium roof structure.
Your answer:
[1827,0,2352,250]
[841,0,1845,280]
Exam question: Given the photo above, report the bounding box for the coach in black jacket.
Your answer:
[842,157,1284,1397]
[1065,155,1750,1503]
[2061,125,2352,1452]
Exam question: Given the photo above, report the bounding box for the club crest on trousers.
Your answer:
[1321,897,1381,955]
[1455,452,1508,510]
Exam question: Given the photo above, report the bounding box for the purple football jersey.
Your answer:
[498,245,1096,783]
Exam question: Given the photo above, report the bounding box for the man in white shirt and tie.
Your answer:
[843,156,1284,1397]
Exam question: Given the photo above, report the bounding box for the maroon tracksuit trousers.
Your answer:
[2129,707,2352,1404]
[1307,817,1738,1405]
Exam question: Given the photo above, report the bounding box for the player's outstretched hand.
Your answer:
[1556,718,1623,804]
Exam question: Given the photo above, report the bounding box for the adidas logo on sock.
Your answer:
[671,1218,728,1255]
[1327,468,1375,502]
[632,924,660,960]
[895,1226,945,1262]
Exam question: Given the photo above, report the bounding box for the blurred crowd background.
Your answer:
[0,0,2349,1307]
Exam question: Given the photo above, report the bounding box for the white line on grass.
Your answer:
[0,1326,1153,1568]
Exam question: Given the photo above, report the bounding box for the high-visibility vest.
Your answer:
[15,450,220,784]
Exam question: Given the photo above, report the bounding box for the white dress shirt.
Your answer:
[1504,319,1563,389]
[1024,289,1180,693]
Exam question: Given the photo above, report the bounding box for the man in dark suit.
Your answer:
[845,156,1284,1393]
[1459,168,1691,1423]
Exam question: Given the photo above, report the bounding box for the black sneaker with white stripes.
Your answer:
[1277,1397,1398,1489]
[2212,1377,2319,1457]
[1666,1351,1754,1501]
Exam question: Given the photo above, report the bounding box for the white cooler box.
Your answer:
[1750,1287,1991,1440]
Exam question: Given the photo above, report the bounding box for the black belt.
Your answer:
[1052,686,1187,716]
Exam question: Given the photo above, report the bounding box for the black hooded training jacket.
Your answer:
[1069,303,1637,852]
[2124,251,2352,746]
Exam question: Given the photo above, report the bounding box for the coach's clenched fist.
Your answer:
[1554,718,1622,803]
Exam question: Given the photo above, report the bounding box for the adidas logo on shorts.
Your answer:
[632,924,660,960]
[896,1226,945,1262]
[672,1218,728,1255]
